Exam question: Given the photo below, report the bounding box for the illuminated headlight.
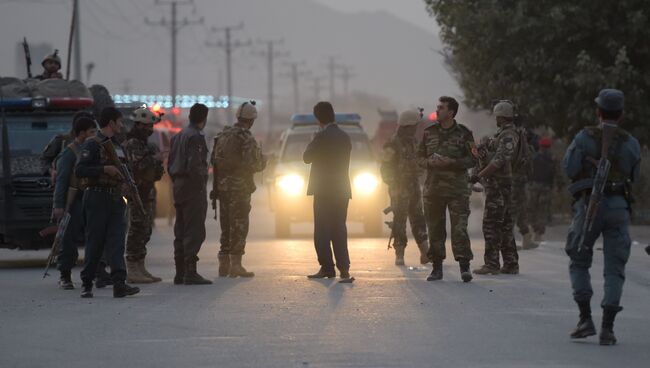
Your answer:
[353,172,379,195]
[276,174,305,196]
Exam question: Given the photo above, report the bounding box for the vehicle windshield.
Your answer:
[281,133,373,162]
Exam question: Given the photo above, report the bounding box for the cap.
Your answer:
[595,89,624,111]
[493,101,514,118]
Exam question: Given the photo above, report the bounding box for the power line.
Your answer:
[281,60,310,113]
[253,38,288,135]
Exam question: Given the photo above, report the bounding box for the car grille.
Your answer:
[12,178,54,197]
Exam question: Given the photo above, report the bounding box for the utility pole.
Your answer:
[337,65,356,110]
[254,39,288,134]
[145,0,203,108]
[122,79,132,94]
[206,23,250,123]
[281,61,310,113]
[73,0,81,81]
[327,56,343,102]
[310,76,325,103]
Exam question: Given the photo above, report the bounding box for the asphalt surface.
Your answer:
[1,193,649,368]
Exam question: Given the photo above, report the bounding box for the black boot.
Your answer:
[459,261,472,283]
[645,244,650,256]
[599,305,622,345]
[58,271,74,290]
[427,261,443,281]
[113,281,140,298]
[570,300,596,338]
[183,262,212,285]
[307,266,336,279]
[95,266,113,289]
[80,283,93,298]
[173,257,185,285]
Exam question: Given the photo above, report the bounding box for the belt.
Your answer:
[86,186,122,195]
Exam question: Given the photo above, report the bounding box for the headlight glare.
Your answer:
[353,172,379,195]
[276,174,305,196]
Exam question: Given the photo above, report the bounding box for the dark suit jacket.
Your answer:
[303,123,352,199]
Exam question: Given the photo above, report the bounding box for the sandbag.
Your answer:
[30,79,92,98]
[0,77,30,98]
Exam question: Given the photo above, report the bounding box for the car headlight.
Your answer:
[353,172,379,195]
[276,174,305,196]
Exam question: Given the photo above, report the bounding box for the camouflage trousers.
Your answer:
[482,181,518,269]
[424,192,473,263]
[527,182,553,235]
[511,178,531,236]
[219,190,252,256]
[388,185,428,249]
[126,197,155,262]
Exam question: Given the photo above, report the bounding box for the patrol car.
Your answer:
[267,113,385,237]
[1,95,93,249]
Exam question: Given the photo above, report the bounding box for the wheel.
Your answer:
[275,211,291,238]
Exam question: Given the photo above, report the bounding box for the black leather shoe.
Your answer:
[80,284,93,298]
[338,270,354,283]
[113,282,140,298]
[307,267,336,279]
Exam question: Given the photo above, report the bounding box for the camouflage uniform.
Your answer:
[478,122,520,269]
[123,132,164,263]
[380,133,428,252]
[212,123,266,256]
[40,134,73,176]
[417,120,476,264]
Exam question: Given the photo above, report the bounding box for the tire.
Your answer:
[275,211,291,238]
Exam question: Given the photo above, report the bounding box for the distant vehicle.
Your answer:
[267,113,386,237]
[1,95,93,249]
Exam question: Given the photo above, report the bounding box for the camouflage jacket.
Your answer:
[481,122,519,182]
[211,123,266,194]
[380,133,421,189]
[123,132,164,195]
[40,133,73,175]
[417,120,476,197]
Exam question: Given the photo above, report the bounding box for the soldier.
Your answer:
[418,96,476,282]
[511,124,538,250]
[168,103,211,285]
[528,136,556,242]
[380,109,429,266]
[211,101,266,278]
[52,116,97,289]
[564,89,640,346]
[124,107,165,283]
[75,107,140,298]
[36,51,63,80]
[470,101,520,275]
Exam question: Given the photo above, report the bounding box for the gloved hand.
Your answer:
[469,174,481,184]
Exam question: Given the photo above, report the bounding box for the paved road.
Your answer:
[1,196,649,368]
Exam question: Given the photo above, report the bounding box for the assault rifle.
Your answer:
[42,188,78,278]
[102,140,147,218]
[22,37,32,78]
[578,122,617,252]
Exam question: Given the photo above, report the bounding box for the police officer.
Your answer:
[36,51,63,80]
[168,103,211,285]
[40,111,89,177]
[564,89,640,346]
[124,106,165,283]
[471,101,520,275]
[380,109,429,266]
[52,117,97,289]
[75,107,140,298]
[211,101,266,278]
[528,136,556,242]
[418,97,476,282]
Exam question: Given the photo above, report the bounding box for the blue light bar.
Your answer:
[290,113,361,124]
[0,98,33,108]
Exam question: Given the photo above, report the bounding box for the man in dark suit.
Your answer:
[303,102,354,282]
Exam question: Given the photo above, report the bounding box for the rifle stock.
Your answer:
[101,140,147,218]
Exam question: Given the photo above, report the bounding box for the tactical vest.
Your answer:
[79,136,125,188]
[576,126,629,183]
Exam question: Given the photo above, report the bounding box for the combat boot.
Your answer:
[645,244,650,256]
[173,257,185,285]
[459,260,472,283]
[139,260,162,283]
[113,281,140,298]
[394,247,405,266]
[521,233,539,250]
[500,264,519,275]
[218,254,231,277]
[417,241,430,264]
[127,261,154,284]
[184,262,212,284]
[58,271,74,290]
[570,300,596,339]
[95,266,113,289]
[426,261,443,281]
[229,255,255,278]
[599,306,622,346]
[473,265,500,275]
[80,283,93,298]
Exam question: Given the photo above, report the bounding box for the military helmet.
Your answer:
[236,100,258,120]
[398,109,421,126]
[42,50,61,68]
[493,101,514,118]
[131,106,161,124]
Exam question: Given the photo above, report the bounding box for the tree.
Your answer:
[425,0,650,144]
